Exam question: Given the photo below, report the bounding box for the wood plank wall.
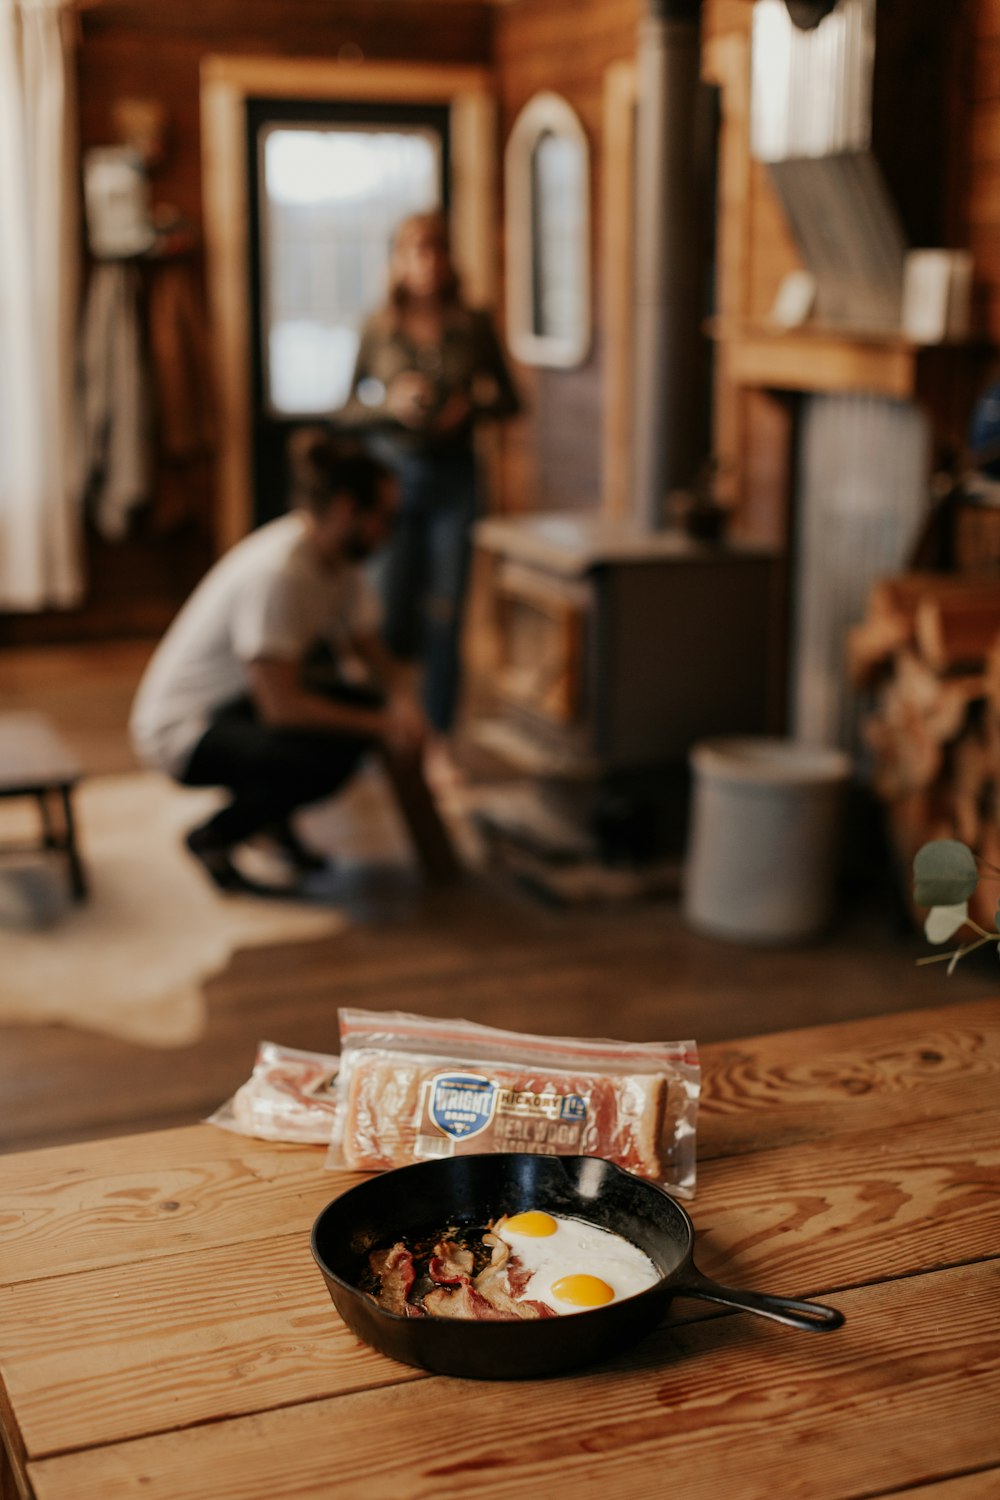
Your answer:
[700,0,987,549]
[6,0,996,647]
[0,0,493,647]
[492,0,640,516]
[971,0,1000,343]
[77,0,494,240]
[703,0,977,327]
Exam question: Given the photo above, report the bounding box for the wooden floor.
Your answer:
[1,639,994,1156]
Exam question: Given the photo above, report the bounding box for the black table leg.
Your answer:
[60,785,87,902]
[34,789,57,848]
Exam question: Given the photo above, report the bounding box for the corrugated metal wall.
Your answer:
[791,393,930,749]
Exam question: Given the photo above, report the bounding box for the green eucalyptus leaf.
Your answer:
[913,840,979,908]
[924,902,969,945]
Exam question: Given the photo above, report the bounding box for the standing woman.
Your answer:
[338,210,520,745]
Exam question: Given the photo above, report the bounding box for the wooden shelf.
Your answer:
[710,321,983,401]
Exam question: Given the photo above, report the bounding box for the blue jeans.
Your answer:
[372,448,478,733]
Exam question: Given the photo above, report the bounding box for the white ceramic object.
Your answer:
[683,737,853,944]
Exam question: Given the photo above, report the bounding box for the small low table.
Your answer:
[0,712,86,901]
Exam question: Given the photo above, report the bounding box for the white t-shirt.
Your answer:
[130,512,382,776]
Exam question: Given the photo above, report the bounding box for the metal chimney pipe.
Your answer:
[630,0,703,530]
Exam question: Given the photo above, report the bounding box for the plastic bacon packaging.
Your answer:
[207,1041,340,1144]
[325,1010,701,1197]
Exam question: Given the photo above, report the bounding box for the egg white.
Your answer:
[495,1212,659,1315]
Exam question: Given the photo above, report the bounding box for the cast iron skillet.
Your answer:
[311,1153,844,1379]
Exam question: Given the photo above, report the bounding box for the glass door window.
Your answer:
[259,125,441,416]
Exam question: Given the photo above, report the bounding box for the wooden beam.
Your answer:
[600,59,637,522]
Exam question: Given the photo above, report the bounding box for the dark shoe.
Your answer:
[260,819,330,874]
[184,827,301,899]
[184,828,252,892]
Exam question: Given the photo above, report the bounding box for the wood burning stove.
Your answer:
[472,514,780,868]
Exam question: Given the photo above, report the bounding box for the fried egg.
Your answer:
[496,1210,659,1315]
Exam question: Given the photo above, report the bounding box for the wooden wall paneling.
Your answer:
[741,389,795,550]
[199,58,497,551]
[493,0,639,514]
[450,88,499,309]
[702,27,752,515]
[976,0,1000,37]
[743,386,794,731]
[969,7,1000,342]
[971,104,1000,167]
[871,0,963,251]
[969,164,1000,234]
[81,1,494,60]
[600,60,637,520]
[702,0,802,545]
[973,42,1000,102]
[43,2,495,647]
[199,71,252,562]
[702,0,755,46]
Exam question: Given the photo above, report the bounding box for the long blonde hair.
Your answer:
[387,210,462,317]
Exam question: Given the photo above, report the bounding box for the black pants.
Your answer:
[180,683,381,849]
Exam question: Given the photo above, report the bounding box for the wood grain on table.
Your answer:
[1,998,998,1500]
[23,1263,1000,1500]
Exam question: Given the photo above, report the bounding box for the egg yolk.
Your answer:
[503,1211,558,1237]
[550,1274,616,1307]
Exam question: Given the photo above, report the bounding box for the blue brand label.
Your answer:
[428,1074,498,1140]
[560,1094,587,1121]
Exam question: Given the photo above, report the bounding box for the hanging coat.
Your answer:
[77,260,150,540]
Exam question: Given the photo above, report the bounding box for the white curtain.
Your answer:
[0,0,82,609]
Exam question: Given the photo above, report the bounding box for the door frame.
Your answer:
[200,56,497,552]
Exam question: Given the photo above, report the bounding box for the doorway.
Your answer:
[246,99,450,527]
[201,57,496,553]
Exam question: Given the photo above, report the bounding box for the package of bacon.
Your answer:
[207,1040,340,1144]
[325,1010,700,1197]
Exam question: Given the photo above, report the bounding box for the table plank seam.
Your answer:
[858,1459,1000,1499]
[19,1373,427,1467]
[15,1254,1000,1467]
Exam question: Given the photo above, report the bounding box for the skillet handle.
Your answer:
[675,1268,845,1332]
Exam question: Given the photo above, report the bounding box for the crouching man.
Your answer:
[130,430,427,893]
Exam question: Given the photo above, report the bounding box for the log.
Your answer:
[869,572,1000,621]
[847,613,910,689]
[864,697,942,799]
[863,652,984,800]
[856,572,1000,927]
[983,633,1000,714]
[952,732,993,847]
[851,573,1000,687]
[915,597,1000,672]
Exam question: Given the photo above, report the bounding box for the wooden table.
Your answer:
[0,713,86,902]
[1,997,998,1500]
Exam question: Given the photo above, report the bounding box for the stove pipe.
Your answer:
[630,0,704,530]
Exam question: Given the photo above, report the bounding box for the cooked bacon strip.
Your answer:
[368,1242,417,1315]
[368,1232,555,1321]
[478,1228,527,1297]
[423,1281,511,1320]
[473,1232,555,1319]
[428,1239,475,1285]
[419,1232,554,1321]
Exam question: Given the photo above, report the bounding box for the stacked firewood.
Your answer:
[850,572,1000,921]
